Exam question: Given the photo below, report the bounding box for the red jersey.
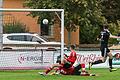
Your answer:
[59,66,74,75]
[66,50,77,65]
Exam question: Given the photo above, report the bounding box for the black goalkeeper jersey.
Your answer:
[99,29,110,45]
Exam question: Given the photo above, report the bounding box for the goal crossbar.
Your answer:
[0,8,64,12]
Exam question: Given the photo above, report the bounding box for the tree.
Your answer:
[74,0,106,44]
[24,0,105,45]
[101,0,120,23]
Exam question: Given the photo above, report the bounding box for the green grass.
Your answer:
[0,68,120,80]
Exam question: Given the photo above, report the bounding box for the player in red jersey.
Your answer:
[50,63,95,76]
[61,45,77,69]
[39,45,77,75]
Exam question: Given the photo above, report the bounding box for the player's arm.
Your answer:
[64,54,68,59]
[110,34,120,39]
[108,30,120,39]
[97,34,101,41]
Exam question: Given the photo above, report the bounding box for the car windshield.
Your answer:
[39,36,49,42]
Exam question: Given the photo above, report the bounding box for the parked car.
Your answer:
[2,33,66,50]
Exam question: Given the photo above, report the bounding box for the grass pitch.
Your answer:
[0,68,120,80]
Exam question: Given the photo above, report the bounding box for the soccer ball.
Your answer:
[42,19,49,24]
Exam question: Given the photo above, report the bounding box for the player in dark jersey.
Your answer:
[89,24,119,72]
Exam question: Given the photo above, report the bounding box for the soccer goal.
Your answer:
[0,8,64,69]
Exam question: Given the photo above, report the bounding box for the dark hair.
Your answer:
[70,45,75,49]
[100,24,109,31]
[103,24,108,29]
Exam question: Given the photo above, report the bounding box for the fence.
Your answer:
[0,48,120,70]
[0,49,60,70]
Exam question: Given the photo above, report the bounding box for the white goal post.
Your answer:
[0,8,64,61]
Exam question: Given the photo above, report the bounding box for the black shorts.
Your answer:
[73,64,81,75]
[63,62,72,69]
[100,46,110,57]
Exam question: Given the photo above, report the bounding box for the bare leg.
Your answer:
[61,58,68,64]
[108,51,113,69]
[44,63,62,74]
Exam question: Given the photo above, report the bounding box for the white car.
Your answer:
[2,33,65,50]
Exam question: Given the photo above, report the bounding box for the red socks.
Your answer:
[81,64,85,68]
[45,67,53,74]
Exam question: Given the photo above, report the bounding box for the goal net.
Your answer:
[0,8,64,69]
